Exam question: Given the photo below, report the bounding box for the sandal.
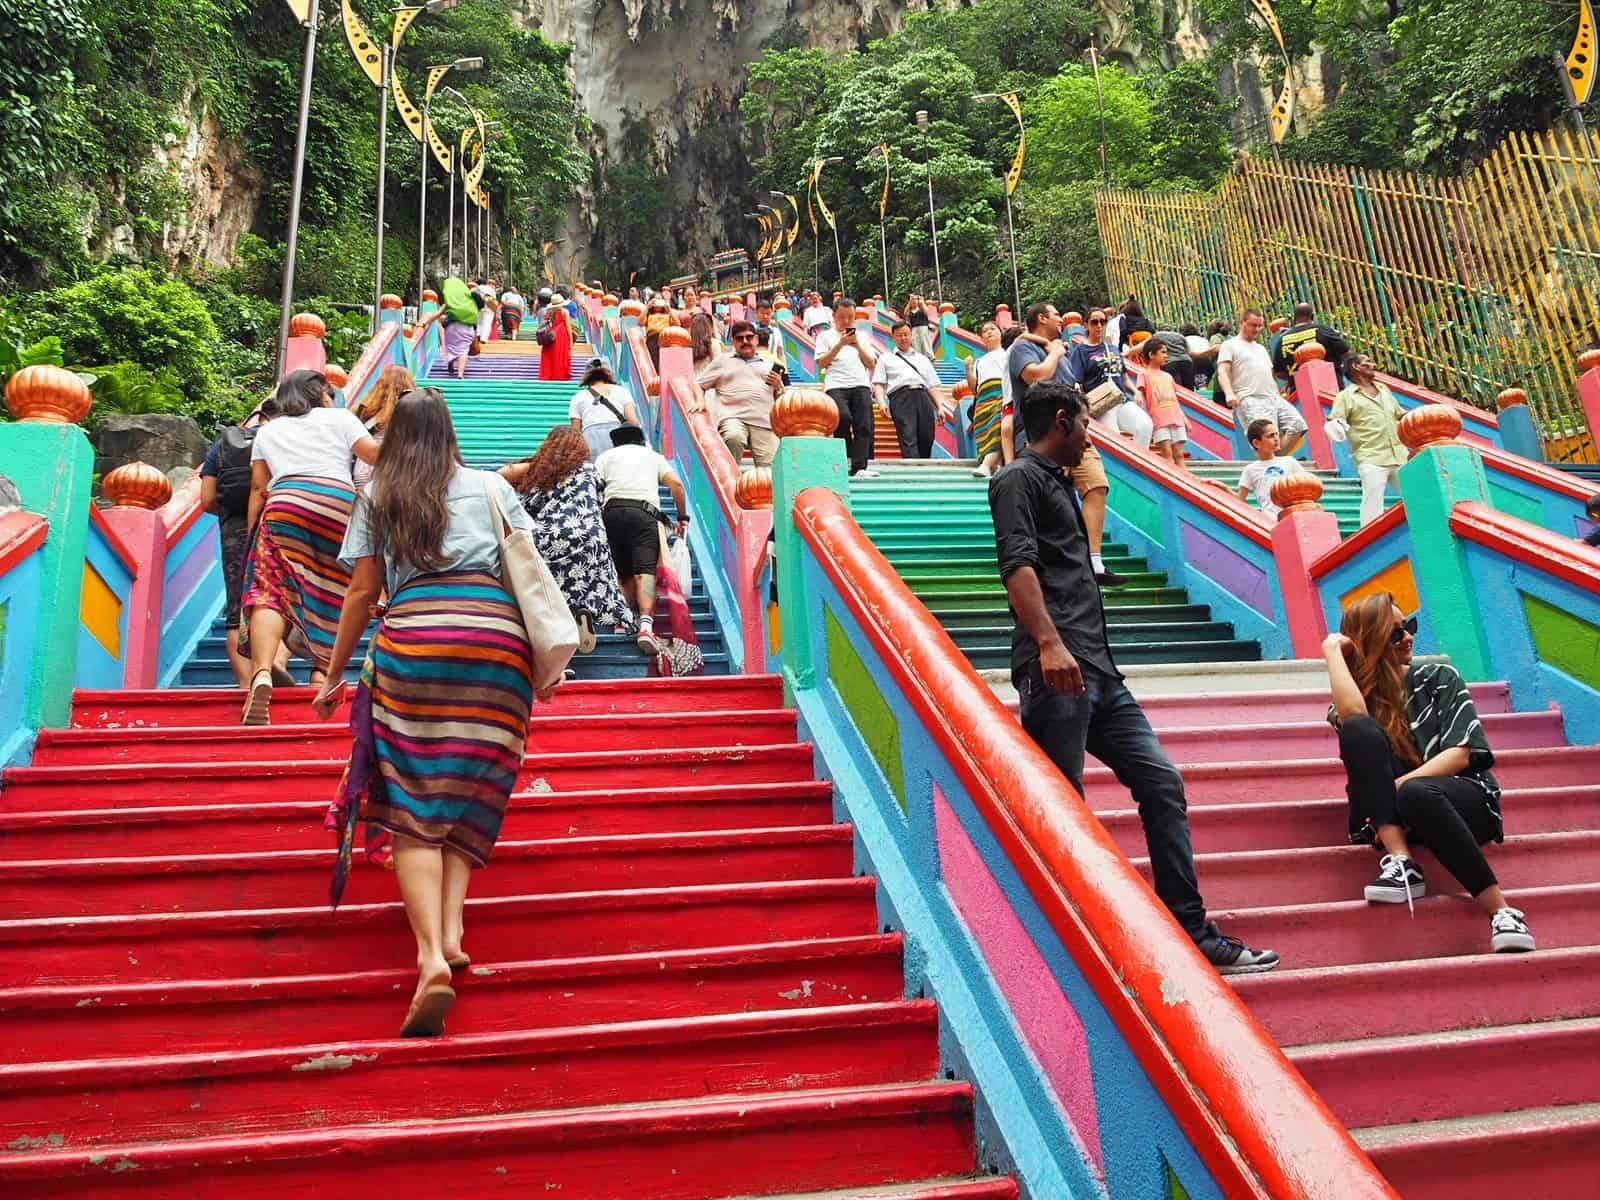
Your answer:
[446,953,471,972]
[577,613,597,654]
[241,669,273,726]
[399,984,456,1037]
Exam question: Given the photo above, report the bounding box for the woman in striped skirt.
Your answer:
[966,321,1009,478]
[316,387,556,1038]
[241,370,380,724]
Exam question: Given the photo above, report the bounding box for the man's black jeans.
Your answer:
[829,386,876,474]
[889,386,937,458]
[1018,661,1208,939]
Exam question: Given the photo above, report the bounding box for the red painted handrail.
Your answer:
[666,376,741,529]
[1307,502,1407,579]
[792,486,1393,1200]
[1449,501,1600,592]
[1477,444,1595,501]
[1376,372,1500,428]
[345,321,399,403]
[0,512,47,577]
[87,505,138,578]
[1089,424,1271,544]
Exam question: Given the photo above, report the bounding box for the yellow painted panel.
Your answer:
[1340,557,1419,616]
[80,563,122,659]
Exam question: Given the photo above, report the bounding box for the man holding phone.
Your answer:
[815,298,881,477]
[693,319,783,467]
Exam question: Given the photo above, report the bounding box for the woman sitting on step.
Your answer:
[315,386,558,1038]
[501,423,633,653]
[239,370,380,725]
[1324,592,1535,953]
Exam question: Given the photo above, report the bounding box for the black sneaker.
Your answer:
[1196,924,1280,975]
[1364,854,1425,907]
[1490,906,1536,953]
[1095,568,1129,588]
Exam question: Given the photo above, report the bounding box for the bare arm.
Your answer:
[662,468,689,535]
[201,475,220,516]
[246,460,271,531]
[1216,359,1235,404]
[1021,341,1066,386]
[352,434,381,465]
[313,555,384,717]
[1002,566,1082,696]
[1322,634,1367,718]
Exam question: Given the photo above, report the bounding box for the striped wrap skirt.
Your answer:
[241,475,356,673]
[360,570,534,867]
[971,377,1006,461]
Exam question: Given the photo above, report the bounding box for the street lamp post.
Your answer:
[973,92,1024,315]
[417,54,481,303]
[1089,36,1110,186]
[276,0,322,379]
[915,110,943,307]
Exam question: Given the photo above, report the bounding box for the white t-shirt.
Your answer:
[595,443,675,505]
[250,407,369,486]
[974,347,1008,389]
[814,327,872,390]
[476,304,496,341]
[500,290,524,314]
[802,303,832,332]
[569,383,633,431]
[1237,456,1304,520]
[1104,314,1123,348]
[872,348,942,395]
[1217,337,1278,403]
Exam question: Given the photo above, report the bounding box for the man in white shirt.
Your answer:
[1215,308,1307,456]
[871,320,951,459]
[802,292,832,334]
[815,298,881,477]
[595,425,688,655]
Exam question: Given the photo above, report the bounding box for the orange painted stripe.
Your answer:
[80,564,122,659]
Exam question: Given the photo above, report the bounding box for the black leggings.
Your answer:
[1338,716,1501,897]
[890,387,936,458]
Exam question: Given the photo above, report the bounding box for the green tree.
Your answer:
[1025,64,1155,188]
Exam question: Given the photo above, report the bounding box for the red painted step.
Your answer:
[0,877,884,988]
[2,825,859,918]
[69,675,787,729]
[31,708,800,765]
[2,781,837,858]
[1359,1104,1600,1200]
[1,742,820,809]
[0,935,906,1064]
[0,1082,983,1198]
[0,1001,939,1150]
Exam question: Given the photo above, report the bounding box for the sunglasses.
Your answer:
[1389,615,1419,646]
[1088,318,1106,326]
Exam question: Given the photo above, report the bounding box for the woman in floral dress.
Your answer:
[500,424,633,651]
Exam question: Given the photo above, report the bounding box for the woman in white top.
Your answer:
[239,370,379,724]
[965,321,1009,477]
[568,358,640,459]
[315,386,557,1038]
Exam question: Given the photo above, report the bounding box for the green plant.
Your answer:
[83,361,185,419]
[0,329,65,395]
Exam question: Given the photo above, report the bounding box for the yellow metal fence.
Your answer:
[1096,133,1600,461]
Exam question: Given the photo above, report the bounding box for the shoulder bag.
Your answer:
[480,475,579,690]
[1085,379,1124,419]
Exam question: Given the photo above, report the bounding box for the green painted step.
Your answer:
[927,603,1211,629]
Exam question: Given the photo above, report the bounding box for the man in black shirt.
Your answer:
[988,382,1280,975]
[1271,302,1352,386]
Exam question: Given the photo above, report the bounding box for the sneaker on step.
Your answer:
[1364,853,1425,905]
[1095,568,1129,588]
[1490,906,1536,953]
[636,628,661,655]
[1196,924,1279,975]
[855,468,881,479]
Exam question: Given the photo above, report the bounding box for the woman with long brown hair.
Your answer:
[689,311,718,373]
[316,386,556,1036]
[1324,593,1534,952]
[349,364,414,491]
[500,424,632,652]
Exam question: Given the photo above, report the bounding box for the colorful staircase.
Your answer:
[1090,671,1600,1199]
[0,676,1017,1198]
[1187,460,1369,535]
[427,342,591,382]
[850,460,1261,667]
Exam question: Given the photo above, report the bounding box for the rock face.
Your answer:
[91,415,211,481]
[521,0,1326,269]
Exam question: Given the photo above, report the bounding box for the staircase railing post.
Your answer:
[1267,475,1342,656]
[771,435,849,692]
[1292,355,1339,471]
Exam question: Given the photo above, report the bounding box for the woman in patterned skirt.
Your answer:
[240,370,380,724]
[500,424,633,651]
[316,387,557,1037]
[965,321,1008,478]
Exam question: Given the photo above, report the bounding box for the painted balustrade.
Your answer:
[0,512,50,766]
[74,506,137,690]
[766,434,1394,1200]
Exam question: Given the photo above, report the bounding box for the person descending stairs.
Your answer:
[0,676,1018,1198]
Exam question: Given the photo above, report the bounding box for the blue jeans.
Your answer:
[1018,662,1209,939]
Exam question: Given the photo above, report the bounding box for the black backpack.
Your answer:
[214,425,257,517]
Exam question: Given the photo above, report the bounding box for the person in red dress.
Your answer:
[538,294,573,381]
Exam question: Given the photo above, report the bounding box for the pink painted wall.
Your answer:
[101,507,168,689]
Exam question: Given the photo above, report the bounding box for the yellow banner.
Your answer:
[425,64,451,105]
[1570,0,1598,106]
[784,194,800,248]
[1269,63,1295,145]
[341,0,384,88]
[806,163,818,236]
[393,70,424,143]
[425,114,452,174]
[1002,92,1025,195]
[814,158,835,231]
[543,242,555,286]
[283,0,312,23]
[880,143,891,218]
[391,4,421,48]
[1248,0,1287,53]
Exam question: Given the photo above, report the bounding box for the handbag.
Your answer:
[480,476,579,691]
[536,316,556,347]
[1085,380,1124,419]
[469,336,483,357]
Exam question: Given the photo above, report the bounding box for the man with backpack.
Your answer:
[199,398,293,688]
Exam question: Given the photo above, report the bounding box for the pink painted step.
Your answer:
[0,1001,939,1150]
[0,935,906,1065]
[1231,945,1600,1044]
[1,781,837,859]
[0,878,884,988]
[1099,785,1599,856]
[1136,830,1600,910]
[1358,1103,1600,1200]
[1129,681,1513,728]
[0,1082,983,1198]
[69,675,787,729]
[2,825,858,919]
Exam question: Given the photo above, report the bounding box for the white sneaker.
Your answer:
[970,465,992,478]
[1490,906,1536,953]
[636,627,661,655]
[855,468,881,479]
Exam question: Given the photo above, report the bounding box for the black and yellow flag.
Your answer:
[1570,0,1598,106]
[1247,0,1294,144]
[1002,92,1025,195]
[814,158,835,231]
[806,163,818,236]
[784,194,801,248]
[880,143,892,218]
[341,0,384,87]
